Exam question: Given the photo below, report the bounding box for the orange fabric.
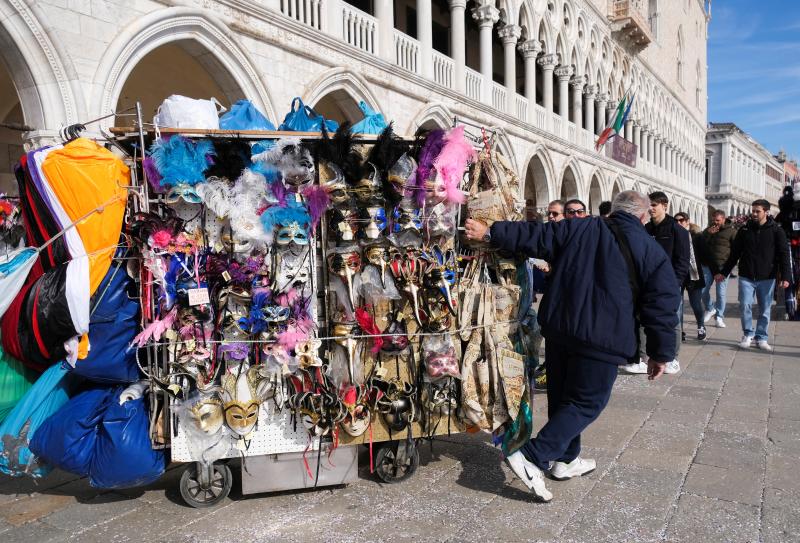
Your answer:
[41,138,129,294]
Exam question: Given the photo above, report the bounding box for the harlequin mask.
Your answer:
[165,183,203,205]
[341,386,370,437]
[319,162,349,206]
[392,204,423,234]
[188,396,225,434]
[222,370,260,436]
[422,246,457,316]
[363,206,387,240]
[329,209,357,243]
[276,221,310,246]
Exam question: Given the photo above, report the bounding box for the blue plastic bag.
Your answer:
[278,97,339,133]
[29,386,117,477]
[0,364,73,477]
[90,397,165,489]
[351,101,387,135]
[71,263,140,384]
[219,100,276,131]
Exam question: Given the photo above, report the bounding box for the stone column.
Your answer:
[633,122,641,153]
[595,93,608,134]
[449,0,467,93]
[555,65,573,118]
[648,133,656,164]
[639,127,648,160]
[375,0,394,61]
[498,24,521,114]
[583,85,596,135]
[473,4,500,106]
[417,0,433,77]
[518,39,541,121]
[538,53,558,113]
[606,100,618,129]
[570,75,584,128]
[624,120,633,141]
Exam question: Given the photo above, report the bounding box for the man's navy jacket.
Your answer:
[490,211,680,365]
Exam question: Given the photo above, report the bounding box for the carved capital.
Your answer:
[472,4,499,27]
[569,74,586,88]
[596,92,609,103]
[555,65,574,80]
[537,53,559,69]
[583,84,598,98]
[518,39,542,58]
[498,24,521,44]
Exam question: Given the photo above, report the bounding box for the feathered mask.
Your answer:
[432,125,476,205]
[150,135,215,188]
[408,129,446,207]
[259,198,312,244]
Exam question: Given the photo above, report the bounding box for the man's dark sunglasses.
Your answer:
[565,208,586,216]
[547,211,562,217]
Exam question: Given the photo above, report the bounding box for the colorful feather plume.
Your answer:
[150,135,215,188]
[433,125,476,205]
[259,198,311,242]
[143,156,163,193]
[409,129,446,207]
[368,123,407,206]
[302,185,330,229]
[355,307,384,354]
[277,316,314,351]
[204,140,251,181]
[131,306,177,348]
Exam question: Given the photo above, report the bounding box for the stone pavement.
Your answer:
[1,281,799,543]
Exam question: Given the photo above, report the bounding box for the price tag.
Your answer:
[221,271,232,282]
[188,287,210,306]
[792,221,800,231]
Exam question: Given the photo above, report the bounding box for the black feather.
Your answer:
[204,140,252,181]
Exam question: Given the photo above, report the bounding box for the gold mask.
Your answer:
[188,397,224,434]
[222,370,261,436]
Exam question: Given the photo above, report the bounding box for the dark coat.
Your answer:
[646,215,691,287]
[701,223,737,273]
[686,230,708,291]
[720,217,791,281]
[490,211,680,365]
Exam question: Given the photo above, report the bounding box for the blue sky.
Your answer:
[707,1,800,160]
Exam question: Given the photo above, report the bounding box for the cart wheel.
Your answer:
[374,440,419,483]
[179,462,232,508]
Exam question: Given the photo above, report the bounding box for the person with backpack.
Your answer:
[464,191,678,502]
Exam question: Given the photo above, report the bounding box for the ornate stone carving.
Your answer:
[471,4,499,26]
[569,74,586,88]
[554,65,574,80]
[497,24,522,44]
[537,53,559,68]
[518,39,542,58]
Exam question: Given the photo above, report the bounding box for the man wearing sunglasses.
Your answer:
[546,200,565,222]
[564,199,589,218]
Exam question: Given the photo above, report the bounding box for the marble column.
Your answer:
[633,122,641,154]
[498,24,521,113]
[417,0,433,77]
[374,0,394,61]
[555,65,573,118]
[518,39,541,122]
[473,4,500,106]
[583,85,596,135]
[538,53,558,113]
[449,0,467,93]
[570,75,584,128]
[595,93,608,135]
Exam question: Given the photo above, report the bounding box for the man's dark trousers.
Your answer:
[521,342,618,471]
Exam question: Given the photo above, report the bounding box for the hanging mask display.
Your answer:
[328,250,362,310]
[361,206,387,240]
[221,369,261,437]
[319,162,349,206]
[352,163,384,206]
[276,221,310,246]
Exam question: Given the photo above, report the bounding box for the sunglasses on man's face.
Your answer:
[547,211,562,217]
[565,208,586,216]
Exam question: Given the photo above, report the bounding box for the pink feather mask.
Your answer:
[432,125,477,205]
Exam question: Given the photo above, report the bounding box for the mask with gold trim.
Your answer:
[222,369,261,437]
[187,396,225,435]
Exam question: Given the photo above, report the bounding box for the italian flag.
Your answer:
[596,93,634,150]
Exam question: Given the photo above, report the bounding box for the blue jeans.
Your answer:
[702,266,728,318]
[738,277,775,341]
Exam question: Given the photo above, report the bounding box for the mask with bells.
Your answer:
[328,251,362,310]
[340,385,371,437]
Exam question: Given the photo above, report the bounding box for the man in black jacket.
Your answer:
[621,191,690,375]
[464,191,679,502]
[715,199,791,351]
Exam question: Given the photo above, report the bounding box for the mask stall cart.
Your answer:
[109,122,469,508]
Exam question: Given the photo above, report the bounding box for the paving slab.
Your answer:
[683,463,763,506]
[762,487,800,543]
[665,492,760,543]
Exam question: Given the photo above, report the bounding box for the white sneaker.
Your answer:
[620,360,648,374]
[664,360,681,374]
[703,310,715,324]
[715,316,726,328]
[550,457,596,481]
[505,451,553,502]
[756,340,773,352]
[739,335,753,349]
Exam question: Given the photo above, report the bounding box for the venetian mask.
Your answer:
[362,206,387,240]
[187,396,225,434]
[364,245,388,288]
[319,162,349,206]
[333,322,358,384]
[389,254,423,326]
[329,251,362,310]
[329,209,358,243]
[352,163,384,206]
[165,183,203,205]
[276,221,310,246]
[388,153,416,197]
[392,204,423,234]
[280,144,315,190]
[222,370,261,436]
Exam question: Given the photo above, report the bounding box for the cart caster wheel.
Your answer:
[374,440,419,483]
[180,462,232,508]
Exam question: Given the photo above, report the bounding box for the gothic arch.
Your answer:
[0,1,85,128]
[305,68,383,124]
[523,150,552,216]
[93,7,275,128]
[408,102,454,132]
[490,126,518,173]
[558,157,583,200]
[521,145,557,204]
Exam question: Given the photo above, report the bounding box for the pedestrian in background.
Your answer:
[675,212,708,340]
[701,209,736,328]
[465,191,678,502]
[599,201,612,217]
[716,200,791,351]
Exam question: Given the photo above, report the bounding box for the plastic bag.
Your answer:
[351,102,387,135]
[0,364,73,477]
[219,100,276,131]
[154,95,226,130]
[423,335,460,380]
[0,247,37,319]
[0,342,36,425]
[90,397,165,489]
[29,386,117,477]
[71,263,141,383]
[278,98,339,133]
